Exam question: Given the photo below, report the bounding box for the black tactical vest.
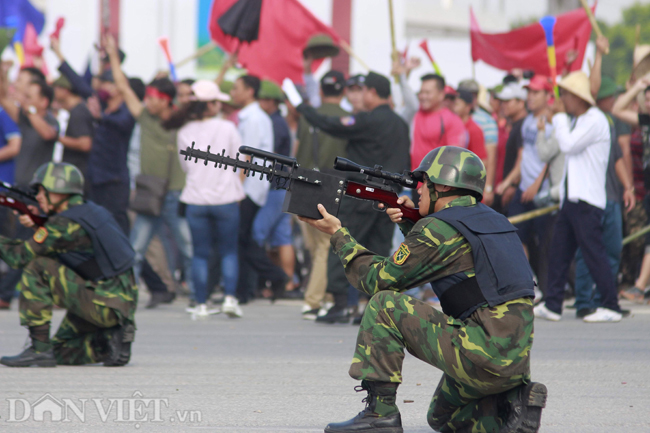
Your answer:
[431,203,535,317]
[57,202,135,280]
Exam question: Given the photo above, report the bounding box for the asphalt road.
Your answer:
[0,296,648,432]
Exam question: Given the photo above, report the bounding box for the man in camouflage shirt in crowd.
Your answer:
[302,146,546,433]
[0,162,137,368]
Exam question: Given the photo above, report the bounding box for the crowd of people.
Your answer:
[0,31,648,325]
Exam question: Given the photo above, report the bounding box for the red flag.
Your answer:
[470,5,593,75]
[209,0,340,84]
[22,22,49,77]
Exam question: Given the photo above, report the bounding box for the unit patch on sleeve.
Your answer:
[393,243,411,265]
[33,226,49,244]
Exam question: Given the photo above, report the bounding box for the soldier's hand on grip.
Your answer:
[18,213,36,228]
[384,195,415,223]
[298,204,342,235]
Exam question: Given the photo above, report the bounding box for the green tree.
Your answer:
[599,3,650,85]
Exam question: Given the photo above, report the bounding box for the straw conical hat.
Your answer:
[633,45,650,79]
[558,71,595,106]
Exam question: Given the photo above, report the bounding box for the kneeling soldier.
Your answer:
[301,146,546,433]
[0,162,137,367]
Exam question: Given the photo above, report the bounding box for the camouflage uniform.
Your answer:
[0,195,138,365]
[330,195,534,432]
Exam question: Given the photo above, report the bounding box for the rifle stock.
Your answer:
[345,181,421,223]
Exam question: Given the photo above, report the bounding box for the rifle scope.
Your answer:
[333,157,417,189]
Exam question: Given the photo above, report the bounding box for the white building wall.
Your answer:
[120,0,198,82]
[36,0,100,80]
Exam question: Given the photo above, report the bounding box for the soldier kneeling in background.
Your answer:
[0,162,137,367]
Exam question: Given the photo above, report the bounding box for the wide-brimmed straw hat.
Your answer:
[558,71,595,106]
[633,45,650,79]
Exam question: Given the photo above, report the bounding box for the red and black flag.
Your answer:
[209,0,339,84]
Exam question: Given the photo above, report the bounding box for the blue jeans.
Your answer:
[252,189,292,247]
[131,190,194,296]
[186,202,240,304]
[574,201,623,310]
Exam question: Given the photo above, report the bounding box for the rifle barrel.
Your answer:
[180,144,294,182]
[239,146,297,167]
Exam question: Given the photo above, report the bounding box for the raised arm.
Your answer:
[51,37,93,99]
[590,36,609,99]
[0,62,19,122]
[105,35,142,118]
[612,78,649,126]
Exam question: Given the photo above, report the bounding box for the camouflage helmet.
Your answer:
[412,146,486,200]
[30,162,84,195]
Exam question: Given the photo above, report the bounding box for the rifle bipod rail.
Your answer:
[181,142,295,188]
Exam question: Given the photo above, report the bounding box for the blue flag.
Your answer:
[0,0,45,43]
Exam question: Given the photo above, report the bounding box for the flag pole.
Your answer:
[388,0,400,82]
[340,40,370,71]
[175,41,217,68]
[472,61,476,79]
[579,0,608,54]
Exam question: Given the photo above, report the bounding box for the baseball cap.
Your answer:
[320,70,345,94]
[364,71,391,98]
[101,48,126,64]
[495,83,527,101]
[98,70,114,83]
[458,79,479,94]
[346,74,365,88]
[457,89,475,105]
[444,85,458,97]
[525,75,553,92]
[52,75,72,90]
[191,80,231,102]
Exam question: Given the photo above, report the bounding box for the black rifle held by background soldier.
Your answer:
[180,143,422,223]
[0,182,48,226]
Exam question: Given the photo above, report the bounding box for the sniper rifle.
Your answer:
[0,182,48,226]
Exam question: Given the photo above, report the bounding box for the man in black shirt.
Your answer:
[296,72,410,322]
[494,83,528,213]
[53,76,94,181]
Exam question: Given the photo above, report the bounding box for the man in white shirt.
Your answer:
[534,72,624,323]
[230,75,288,304]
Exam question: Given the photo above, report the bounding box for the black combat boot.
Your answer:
[324,381,403,433]
[0,346,56,367]
[0,324,56,367]
[500,382,547,433]
[103,323,135,367]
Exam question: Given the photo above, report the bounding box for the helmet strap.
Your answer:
[44,190,72,215]
[427,181,459,215]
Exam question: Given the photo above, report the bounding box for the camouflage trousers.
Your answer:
[350,291,534,433]
[18,257,121,365]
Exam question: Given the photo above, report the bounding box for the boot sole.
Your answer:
[325,427,402,433]
[104,343,131,367]
[0,359,56,367]
[511,383,547,433]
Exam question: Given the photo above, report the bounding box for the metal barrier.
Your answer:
[505,202,649,247]
[622,225,650,246]
[507,204,559,225]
